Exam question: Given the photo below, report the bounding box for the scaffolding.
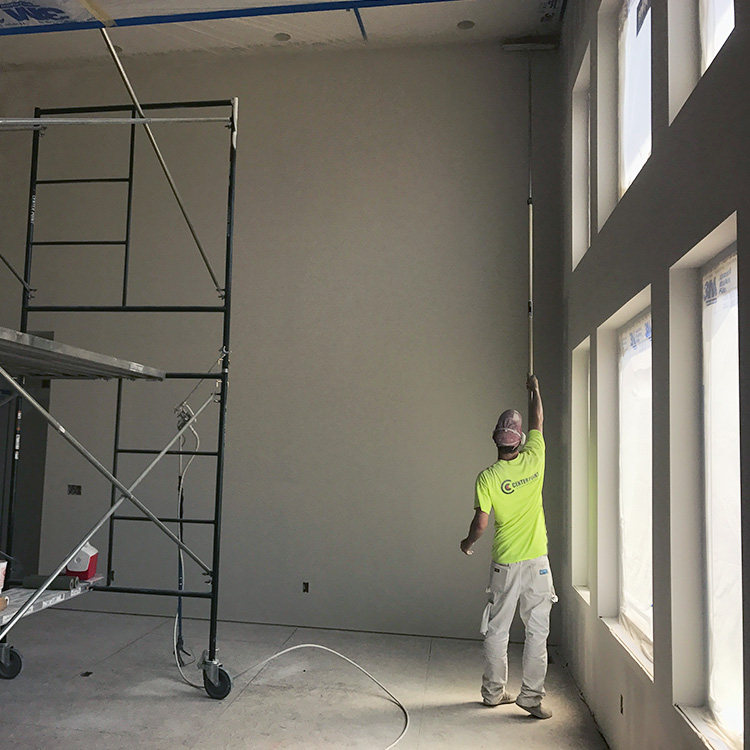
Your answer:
[0,97,237,699]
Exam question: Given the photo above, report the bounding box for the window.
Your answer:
[618,310,653,658]
[702,251,743,746]
[571,338,591,597]
[700,0,735,72]
[669,0,735,123]
[572,47,591,269]
[596,287,652,670]
[669,215,741,747]
[667,0,700,123]
[596,2,618,227]
[619,0,652,194]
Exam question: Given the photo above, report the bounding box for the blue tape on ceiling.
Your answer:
[0,0,464,36]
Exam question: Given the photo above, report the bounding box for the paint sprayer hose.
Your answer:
[232,643,410,749]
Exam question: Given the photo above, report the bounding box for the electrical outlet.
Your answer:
[67,484,82,496]
[302,581,309,593]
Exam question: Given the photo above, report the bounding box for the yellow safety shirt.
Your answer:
[474,429,547,564]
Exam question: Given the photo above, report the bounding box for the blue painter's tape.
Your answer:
[0,0,465,35]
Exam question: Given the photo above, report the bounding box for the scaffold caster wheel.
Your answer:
[203,667,232,700]
[0,647,23,680]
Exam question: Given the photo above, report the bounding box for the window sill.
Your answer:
[676,705,742,750]
[573,585,591,606]
[600,616,654,680]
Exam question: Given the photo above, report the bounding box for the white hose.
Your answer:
[173,407,202,689]
[173,612,202,689]
[236,643,410,750]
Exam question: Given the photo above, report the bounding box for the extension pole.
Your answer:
[526,54,534,378]
[99,28,224,298]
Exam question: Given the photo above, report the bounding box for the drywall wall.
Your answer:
[0,40,563,641]
[559,1,749,749]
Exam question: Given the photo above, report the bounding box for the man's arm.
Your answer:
[460,509,489,555]
[528,374,543,434]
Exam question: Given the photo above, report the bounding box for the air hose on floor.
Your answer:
[234,643,410,750]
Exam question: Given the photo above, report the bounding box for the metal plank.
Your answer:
[0,327,165,381]
[0,575,103,626]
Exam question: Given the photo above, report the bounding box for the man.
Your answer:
[460,374,556,720]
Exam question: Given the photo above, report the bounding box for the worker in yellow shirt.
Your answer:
[460,374,556,720]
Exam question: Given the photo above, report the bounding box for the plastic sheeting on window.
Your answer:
[700,0,735,72]
[618,0,652,194]
[618,310,653,662]
[702,252,743,748]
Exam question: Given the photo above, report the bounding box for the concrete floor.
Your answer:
[0,609,608,749]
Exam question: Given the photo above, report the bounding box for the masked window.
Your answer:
[702,251,743,747]
[618,310,653,660]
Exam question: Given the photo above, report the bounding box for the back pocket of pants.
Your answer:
[533,566,553,596]
[490,564,511,594]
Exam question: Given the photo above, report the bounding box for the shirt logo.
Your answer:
[500,471,540,495]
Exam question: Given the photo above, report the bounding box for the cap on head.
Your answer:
[493,409,523,449]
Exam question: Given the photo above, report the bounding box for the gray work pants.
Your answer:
[479,555,556,707]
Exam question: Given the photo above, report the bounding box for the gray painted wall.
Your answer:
[0,42,563,641]
[559,2,749,749]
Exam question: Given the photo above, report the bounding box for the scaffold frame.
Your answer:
[0,97,237,699]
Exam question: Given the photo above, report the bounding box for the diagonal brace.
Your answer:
[99,28,224,298]
[0,378,216,643]
[0,250,34,295]
[0,363,214,571]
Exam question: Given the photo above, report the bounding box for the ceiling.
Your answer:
[0,0,565,69]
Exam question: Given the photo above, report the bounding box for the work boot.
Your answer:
[516,699,552,719]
